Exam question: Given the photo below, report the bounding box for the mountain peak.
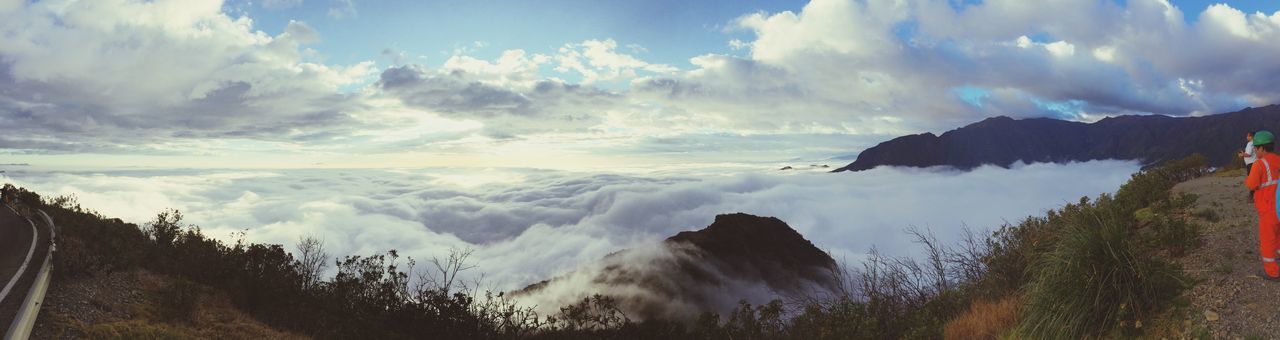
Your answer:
[666,213,834,274]
[976,115,1015,123]
[514,213,838,320]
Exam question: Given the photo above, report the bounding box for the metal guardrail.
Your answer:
[0,206,36,312]
[4,209,55,340]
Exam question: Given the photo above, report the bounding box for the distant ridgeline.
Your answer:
[835,104,1280,172]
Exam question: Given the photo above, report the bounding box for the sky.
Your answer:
[1,0,1279,170]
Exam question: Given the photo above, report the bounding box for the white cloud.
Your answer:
[1044,41,1076,57]
[1201,4,1255,39]
[1092,45,1116,62]
[1,160,1140,312]
[328,0,356,18]
[733,0,907,64]
[0,0,377,153]
[554,39,677,84]
[442,49,549,88]
[373,60,630,138]
[283,20,320,44]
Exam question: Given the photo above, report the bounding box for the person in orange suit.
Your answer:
[1245,130,1280,280]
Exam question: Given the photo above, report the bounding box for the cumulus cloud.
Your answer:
[1,161,1139,310]
[0,0,376,153]
[375,55,626,137]
[634,0,1280,136]
[554,39,678,84]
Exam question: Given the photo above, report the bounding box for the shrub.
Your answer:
[1149,216,1202,257]
[722,300,785,340]
[551,295,631,332]
[1136,190,1203,257]
[157,279,202,323]
[35,194,150,278]
[1018,195,1187,338]
[1114,154,1207,212]
[968,214,1057,301]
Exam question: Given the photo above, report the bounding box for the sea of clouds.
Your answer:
[1,161,1140,296]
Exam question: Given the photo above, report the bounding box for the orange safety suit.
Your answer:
[1246,152,1280,277]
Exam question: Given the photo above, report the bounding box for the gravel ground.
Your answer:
[30,269,159,339]
[1174,174,1280,339]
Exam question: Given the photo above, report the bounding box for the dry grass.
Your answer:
[943,296,1021,340]
[77,319,189,340]
[186,288,309,339]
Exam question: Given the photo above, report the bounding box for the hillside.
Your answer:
[836,105,1280,172]
[33,269,306,339]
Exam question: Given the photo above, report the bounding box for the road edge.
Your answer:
[0,206,36,308]
[4,210,55,340]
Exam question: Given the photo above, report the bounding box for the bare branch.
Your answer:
[295,235,329,290]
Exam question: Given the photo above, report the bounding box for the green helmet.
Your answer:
[1255,130,1275,146]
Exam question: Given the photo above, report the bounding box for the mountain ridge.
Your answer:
[836,105,1280,172]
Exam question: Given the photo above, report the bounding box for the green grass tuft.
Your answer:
[1018,196,1187,338]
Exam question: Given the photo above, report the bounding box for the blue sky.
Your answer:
[2,0,1280,170]
[232,0,809,70]
[228,0,1279,81]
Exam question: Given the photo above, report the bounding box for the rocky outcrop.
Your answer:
[514,213,838,320]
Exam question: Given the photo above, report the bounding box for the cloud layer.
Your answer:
[2,161,1139,296]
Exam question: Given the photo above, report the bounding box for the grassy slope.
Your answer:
[36,269,306,339]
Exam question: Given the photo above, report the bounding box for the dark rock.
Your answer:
[663,213,837,291]
[515,213,838,320]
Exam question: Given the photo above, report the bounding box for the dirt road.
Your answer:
[1175,174,1280,338]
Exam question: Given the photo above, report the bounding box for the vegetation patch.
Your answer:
[1192,208,1221,222]
[943,296,1021,339]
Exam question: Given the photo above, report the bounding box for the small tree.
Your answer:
[295,235,329,290]
[148,209,183,248]
[420,247,477,294]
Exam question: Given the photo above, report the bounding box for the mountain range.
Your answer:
[835,105,1280,172]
